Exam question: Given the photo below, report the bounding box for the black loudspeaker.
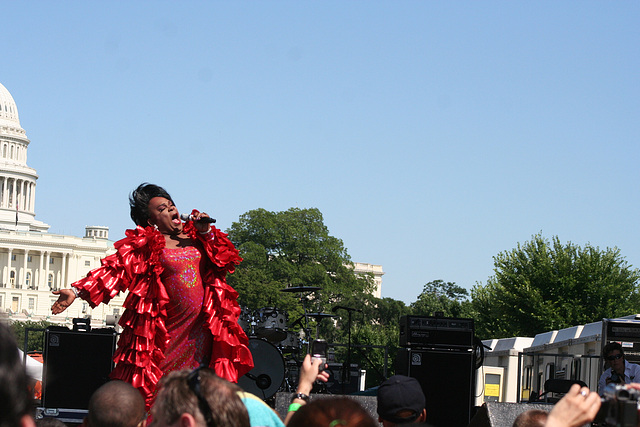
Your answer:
[468,403,551,427]
[396,347,475,427]
[274,392,378,421]
[42,326,117,410]
[325,362,361,394]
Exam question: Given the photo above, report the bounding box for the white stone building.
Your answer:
[0,83,120,328]
[353,262,384,298]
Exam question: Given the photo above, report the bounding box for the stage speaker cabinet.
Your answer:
[399,315,474,349]
[325,362,361,394]
[602,318,640,366]
[42,326,117,411]
[396,347,475,427]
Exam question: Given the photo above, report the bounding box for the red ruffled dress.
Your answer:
[71,221,254,409]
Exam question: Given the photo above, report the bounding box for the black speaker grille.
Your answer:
[42,327,117,410]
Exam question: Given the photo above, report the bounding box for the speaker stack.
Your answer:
[40,325,117,423]
[395,315,475,427]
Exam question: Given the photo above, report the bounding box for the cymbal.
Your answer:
[304,312,336,319]
[280,286,321,293]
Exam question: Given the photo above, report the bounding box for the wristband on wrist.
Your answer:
[288,403,302,413]
[71,287,79,298]
[198,227,212,235]
[291,393,309,403]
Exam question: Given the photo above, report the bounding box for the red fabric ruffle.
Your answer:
[72,222,252,409]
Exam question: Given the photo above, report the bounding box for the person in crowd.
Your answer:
[150,367,250,427]
[544,384,600,427]
[598,341,640,394]
[84,380,146,427]
[512,409,547,427]
[284,354,330,425]
[376,375,427,426]
[51,183,253,409]
[0,321,36,427]
[236,388,286,427]
[287,398,377,427]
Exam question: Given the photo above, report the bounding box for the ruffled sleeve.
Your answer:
[185,219,254,382]
[72,226,158,305]
[73,226,171,408]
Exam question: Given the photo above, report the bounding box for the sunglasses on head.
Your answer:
[606,353,623,361]
[187,366,215,427]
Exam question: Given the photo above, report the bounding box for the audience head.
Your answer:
[84,380,145,427]
[603,342,626,375]
[512,409,548,427]
[0,321,35,427]
[376,375,426,426]
[288,397,377,427]
[150,367,249,427]
[603,342,625,361]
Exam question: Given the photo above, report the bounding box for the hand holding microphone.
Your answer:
[180,213,216,224]
[180,212,216,234]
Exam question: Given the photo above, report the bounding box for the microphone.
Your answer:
[180,213,216,224]
[332,305,363,313]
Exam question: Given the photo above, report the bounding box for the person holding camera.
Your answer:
[597,342,640,395]
[284,354,330,425]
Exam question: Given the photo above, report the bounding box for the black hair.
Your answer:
[86,381,145,427]
[0,322,33,427]
[603,341,624,358]
[129,183,174,227]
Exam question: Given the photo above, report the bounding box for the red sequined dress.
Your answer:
[71,221,254,409]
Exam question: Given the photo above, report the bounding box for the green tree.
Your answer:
[471,233,640,339]
[226,207,412,383]
[11,320,53,353]
[226,207,375,329]
[410,280,473,318]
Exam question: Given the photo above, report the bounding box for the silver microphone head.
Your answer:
[179,213,191,221]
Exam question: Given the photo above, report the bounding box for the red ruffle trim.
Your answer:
[72,223,252,410]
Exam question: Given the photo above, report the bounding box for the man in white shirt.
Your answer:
[597,342,640,395]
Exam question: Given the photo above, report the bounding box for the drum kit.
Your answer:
[237,285,336,400]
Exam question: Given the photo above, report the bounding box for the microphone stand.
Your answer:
[333,306,359,394]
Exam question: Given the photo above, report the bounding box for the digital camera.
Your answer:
[594,384,640,427]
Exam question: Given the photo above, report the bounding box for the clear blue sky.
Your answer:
[3,1,639,304]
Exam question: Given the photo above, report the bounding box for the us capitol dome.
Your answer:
[0,82,121,327]
[0,83,49,232]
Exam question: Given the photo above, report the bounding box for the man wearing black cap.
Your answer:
[376,375,427,426]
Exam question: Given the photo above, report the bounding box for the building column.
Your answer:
[61,253,68,289]
[23,181,28,212]
[6,249,12,288]
[44,252,51,290]
[30,182,35,213]
[20,180,25,211]
[2,177,7,209]
[16,179,22,210]
[3,249,11,285]
[38,250,45,289]
[4,177,8,209]
[10,178,16,209]
[22,249,28,289]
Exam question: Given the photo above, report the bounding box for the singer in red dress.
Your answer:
[51,183,254,409]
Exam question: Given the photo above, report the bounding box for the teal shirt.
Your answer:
[237,391,286,427]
